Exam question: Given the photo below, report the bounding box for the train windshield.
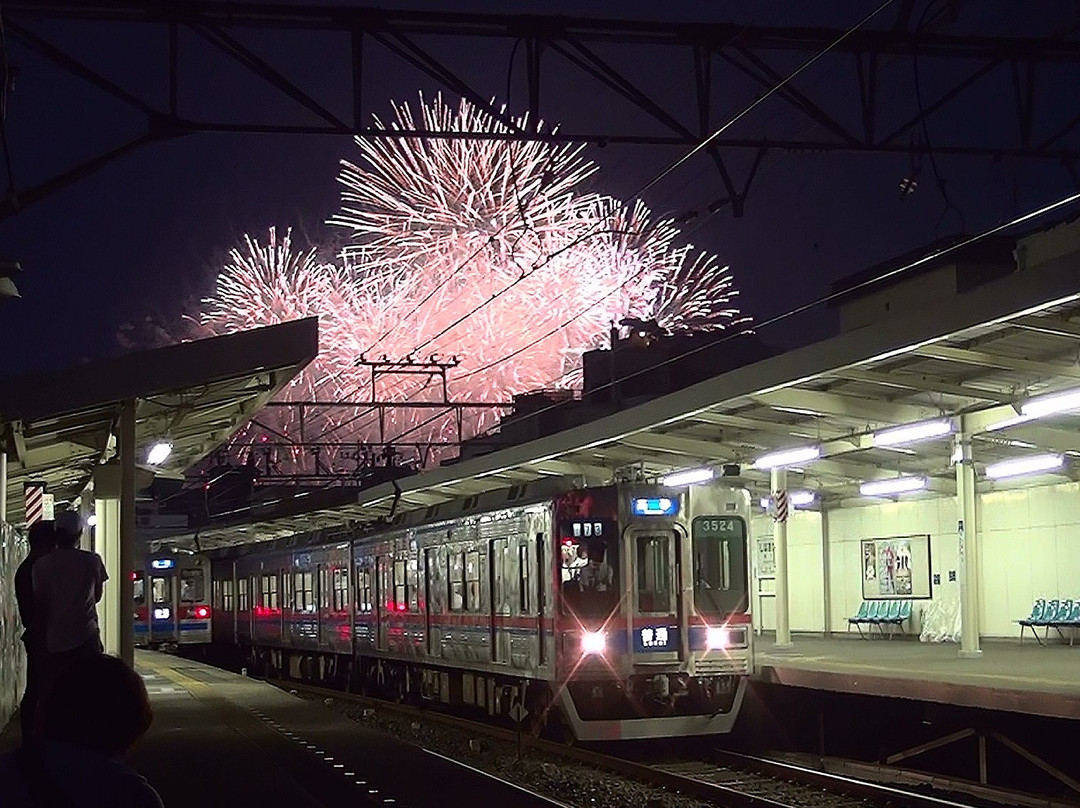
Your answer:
[692,516,748,615]
[559,519,619,617]
[180,569,205,602]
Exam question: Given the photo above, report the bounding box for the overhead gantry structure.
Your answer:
[4,1,1080,217]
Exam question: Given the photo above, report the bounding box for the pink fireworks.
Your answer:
[188,94,748,470]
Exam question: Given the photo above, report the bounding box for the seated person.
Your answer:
[0,654,164,807]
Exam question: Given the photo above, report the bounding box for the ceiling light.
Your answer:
[752,445,821,470]
[87,514,97,528]
[985,413,1037,432]
[860,476,927,497]
[1021,387,1080,419]
[985,453,1064,479]
[761,490,817,509]
[660,467,714,487]
[147,441,172,465]
[872,419,952,447]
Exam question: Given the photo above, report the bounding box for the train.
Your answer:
[142,477,754,741]
[133,551,212,648]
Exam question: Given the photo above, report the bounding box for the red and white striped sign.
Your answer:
[773,489,789,523]
[24,484,45,525]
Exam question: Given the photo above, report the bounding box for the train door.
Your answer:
[629,527,680,659]
[133,571,148,645]
[376,555,389,651]
[149,570,176,644]
[490,539,509,664]
[424,548,437,657]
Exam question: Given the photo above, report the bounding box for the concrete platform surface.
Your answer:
[754,634,1080,719]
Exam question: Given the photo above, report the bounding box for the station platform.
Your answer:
[1,652,560,808]
[753,635,1080,720]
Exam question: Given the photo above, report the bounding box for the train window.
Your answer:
[635,535,671,613]
[133,574,145,605]
[319,566,330,610]
[519,545,530,614]
[293,571,314,612]
[408,552,420,612]
[465,551,481,611]
[560,526,618,617]
[356,567,373,612]
[238,578,249,612]
[180,569,205,603]
[333,567,349,611]
[151,577,171,604]
[261,574,278,610]
[393,559,407,611]
[491,540,510,616]
[223,579,234,612]
[692,517,749,615]
[449,552,465,612]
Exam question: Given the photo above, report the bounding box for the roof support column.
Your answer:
[771,467,792,649]
[820,504,832,636]
[119,399,136,667]
[95,496,120,656]
[955,416,982,657]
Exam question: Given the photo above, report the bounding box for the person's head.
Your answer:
[38,654,153,758]
[54,511,82,548]
[27,521,56,555]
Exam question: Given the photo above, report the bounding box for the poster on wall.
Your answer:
[860,534,932,599]
[757,536,775,577]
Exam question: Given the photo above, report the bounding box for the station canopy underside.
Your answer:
[0,318,318,524]
[190,238,1080,549]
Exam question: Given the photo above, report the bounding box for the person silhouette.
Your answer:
[0,654,164,807]
[14,520,57,742]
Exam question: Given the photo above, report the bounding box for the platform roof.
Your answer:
[0,318,319,524]
[181,219,1080,548]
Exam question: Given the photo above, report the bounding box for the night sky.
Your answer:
[1,0,1078,377]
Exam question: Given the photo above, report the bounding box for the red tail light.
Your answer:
[194,605,210,619]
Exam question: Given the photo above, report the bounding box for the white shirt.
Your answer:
[32,547,108,653]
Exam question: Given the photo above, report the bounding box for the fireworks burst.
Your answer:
[188,94,747,471]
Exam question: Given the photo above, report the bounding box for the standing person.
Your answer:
[32,511,107,691]
[14,521,57,742]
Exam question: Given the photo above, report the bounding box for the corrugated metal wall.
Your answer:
[0,523,27,730]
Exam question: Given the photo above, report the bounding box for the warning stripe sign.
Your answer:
[773,489,789,523]
[25,484,45,525]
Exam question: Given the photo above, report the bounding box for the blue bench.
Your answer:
[847,600,913,639]
[1018,599,1080,645]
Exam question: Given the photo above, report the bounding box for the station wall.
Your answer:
[0,522,27,731]
[751,479,1080,640]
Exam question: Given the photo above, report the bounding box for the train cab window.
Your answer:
[465,551,481,611]
[133,574,145,605]
[559,520,618,617]
[636,535,671,613]
[180,569,205,603]
[692,516,749,615]
[151,577,172,604]
[449,553,465,612]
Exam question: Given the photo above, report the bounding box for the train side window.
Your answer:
[465,551,481,612]
[238,578,249,612]
[333,567,349,612]
[449,552,465,612]
[180,569,205,603]
[318,565,330,610]
[408,552,420,612]
[133,574,145,605]
[518,545,530,614]
[491,539,510,616]
[303,571,314,612]
[223,579,234,612]
[151,577,171,604]
[261,573,278,610]
[393,559,407,611]
[356,567,373,612]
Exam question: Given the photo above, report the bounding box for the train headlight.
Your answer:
[581,631,607,655]
[706,626,728,650]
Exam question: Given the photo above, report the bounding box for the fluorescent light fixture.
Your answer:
[87,514,97,528]
[986,453,1064,479]
[147,441,172,465]
[752,445,821,470]
[985,413,1037,432]
[873,419,952,447]
[860,476,927,497]
[761,490,816,509]
[1021,387,1080,419]
[660,467,714,487]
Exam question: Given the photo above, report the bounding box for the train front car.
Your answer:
[553,480,752,740]
[134,553,213,648]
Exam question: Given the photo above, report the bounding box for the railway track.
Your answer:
[265,676,985,808]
